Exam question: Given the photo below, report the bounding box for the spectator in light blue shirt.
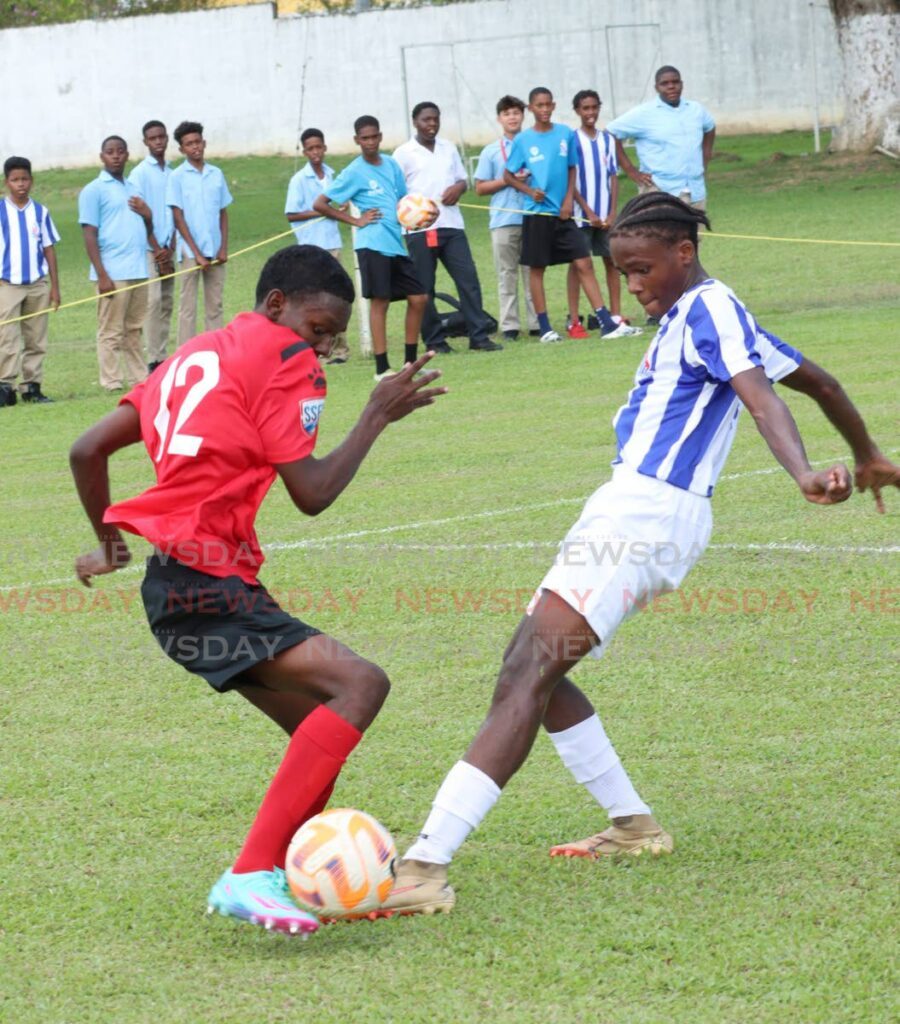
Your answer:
[285,128,348,363]
[78,135,152,391]
[474,95,538,341]
[607,66,716,209]
[167,120,233,346]
[128,120,175,370]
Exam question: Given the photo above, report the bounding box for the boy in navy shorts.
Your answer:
[70,245,446,936]
[504,87,639,343]
[313,115,434,381]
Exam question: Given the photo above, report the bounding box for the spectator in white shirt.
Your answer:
[393,102,501,354]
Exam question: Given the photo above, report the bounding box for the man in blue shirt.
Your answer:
[78,135,152,392]
[167,121,233,347]
[474,95,539,342]
[607,66,716,211]
[504,87,638,342]
[285,128,349,364]
[128,120,175,372]
[313,115,431,381]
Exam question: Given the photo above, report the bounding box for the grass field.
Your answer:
[1,132,898,1024]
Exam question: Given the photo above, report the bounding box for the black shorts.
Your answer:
[141,555,320,692]
[520,215,591,268]
[581,225,612,258]
[357,248,425,300]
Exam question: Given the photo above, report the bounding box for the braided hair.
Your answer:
[610,192,711,249]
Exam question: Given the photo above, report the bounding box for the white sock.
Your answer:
[548,714,651,819]
[404,760,501,865]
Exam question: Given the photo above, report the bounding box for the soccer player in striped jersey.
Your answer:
[0,156,61,406]
[566,90,635,338]
[376,192,900,917]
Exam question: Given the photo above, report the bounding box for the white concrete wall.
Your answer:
[0,0,843,169]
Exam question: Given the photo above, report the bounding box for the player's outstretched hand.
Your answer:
[368,352,447,424]
[854,453,900,514]
[798,464,852,506]
[75,542,132,588]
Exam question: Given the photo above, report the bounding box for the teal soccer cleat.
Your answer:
[207,867,319,936]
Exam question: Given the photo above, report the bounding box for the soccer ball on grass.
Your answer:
[286,808,397,920]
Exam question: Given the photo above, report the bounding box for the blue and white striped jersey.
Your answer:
[573,128,617,223]
[0,197,60,285]
[612,279,803,497]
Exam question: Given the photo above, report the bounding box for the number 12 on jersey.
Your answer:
[153,352,221,461]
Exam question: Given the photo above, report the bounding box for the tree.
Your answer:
[828,0,900,150]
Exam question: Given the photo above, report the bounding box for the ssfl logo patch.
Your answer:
[300,398,325,435]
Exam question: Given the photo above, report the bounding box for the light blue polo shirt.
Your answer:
[325,154,407,258]
[607,97,716,202]
[166,161,233,259]
[285,162,342,250]
[77,170,149,281]
[128,155,174,250]
[474,137,525,230]
[505,124,577,216]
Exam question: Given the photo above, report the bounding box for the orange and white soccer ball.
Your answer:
[286,808,397,918]
[396,192,439,230]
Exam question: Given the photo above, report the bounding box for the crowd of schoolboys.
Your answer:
[0,80,697,401]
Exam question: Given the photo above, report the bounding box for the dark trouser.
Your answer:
[406,228,493,347]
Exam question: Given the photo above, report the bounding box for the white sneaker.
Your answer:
[539,330,562,344]
[602,322,643,339]
[374,369,398,382]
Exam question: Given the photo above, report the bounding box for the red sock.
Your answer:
[232,704,361,874]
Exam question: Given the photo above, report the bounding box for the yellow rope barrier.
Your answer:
[2,201,897,329]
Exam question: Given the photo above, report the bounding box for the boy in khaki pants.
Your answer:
[0,156,61,406]
[78,136,152,392]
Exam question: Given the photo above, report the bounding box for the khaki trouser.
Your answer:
[638,181,708,212]
[144,251,176,364]
[0,277,50,387]
[177,258,226,347]
[490,225,538,333]
[326,247,350,361]
[96,280,148,391]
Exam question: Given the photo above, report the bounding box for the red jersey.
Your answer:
[105,312,326,584]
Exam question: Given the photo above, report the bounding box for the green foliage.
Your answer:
[1,132,898,1024]
[0,0,211,30]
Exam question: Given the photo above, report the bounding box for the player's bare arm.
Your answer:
[559,166,576,221]
[474,177,505,197]
[441,180,467,206]
[45,244,61,308]
[312,193,380,228]
[730,365,852,505]
[778,357,900,512]
[70,403,143,585]
[276,353,447,516]
[702,127,716,171]
[502,168,544,204]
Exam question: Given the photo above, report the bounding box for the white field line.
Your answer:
[2,458,896,592]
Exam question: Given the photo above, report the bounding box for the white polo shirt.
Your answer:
[392,136,467,233]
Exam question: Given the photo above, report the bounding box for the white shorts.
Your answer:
[534,464,713,658]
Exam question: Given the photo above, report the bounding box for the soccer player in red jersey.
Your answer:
[70,245,446,936]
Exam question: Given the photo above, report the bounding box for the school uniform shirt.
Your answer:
[607,97,716,202]
[612,279,802,497]
[166,161,233,260]
[104,312,326,585]
[128,156,174,250]
[284,162,342,250]
[325,154,407,257]
[77,171,149,281]
[0,197,60,284]
[473,137,526,230]
[505,124,578,216]
[572,128,617,223]
[392,136,466,233]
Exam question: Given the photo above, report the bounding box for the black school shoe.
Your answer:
[0,383,17,406]
[21,382,53,403]
[427,341,456,354]
[469,339,504,352]
[502,330,519,341]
